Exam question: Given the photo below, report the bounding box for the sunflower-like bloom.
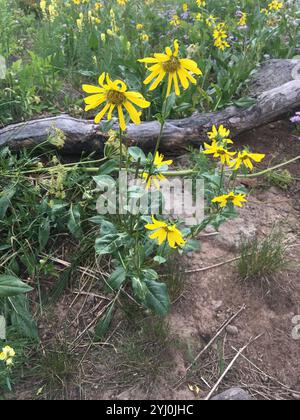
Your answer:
[138,40,202,97]
[230,150,265,171]
[208,125,233,144]
[82,73,151,131]
[268,0,283,11]
[212,192,247,208]
[145,216,186,248]
[203,141,236,166]
[142,152,173,190]
[0,346,16,367]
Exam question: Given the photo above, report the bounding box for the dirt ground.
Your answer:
[10,119,300,401]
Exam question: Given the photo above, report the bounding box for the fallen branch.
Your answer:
[0,59,299,154]
[183,255,241,274]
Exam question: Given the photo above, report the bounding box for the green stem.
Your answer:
[119,127,123,173]
[20,157,108,175]
[238,155,300,178]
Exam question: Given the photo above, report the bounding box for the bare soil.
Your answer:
[11,119,300,401]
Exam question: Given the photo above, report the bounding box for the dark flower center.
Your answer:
[107,90,126,105]
[162,57,180,73]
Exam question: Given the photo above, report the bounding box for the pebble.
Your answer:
[226,325,239,336]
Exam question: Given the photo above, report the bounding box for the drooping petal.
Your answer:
[166,73,174,97]
[165,46,172,56]
[153,53,171,62]
[107,104,115,120]
[138,57,160,64]
[125,92,151,108]
[173,72,181,96]
[82,84,105,94]
[123,101,141,125]
[249,153,265,162]
[118,105,127,131]
[94,102,111,124]
[144,68,162,85]
[173,40,180,57]
[98,72,106,86]
[149,70,166,91]
[177,68,189,90]
[180,67,197,84]
[167,231,176,248]
[180,58,202,74]
[149,229,167,245]
[84,93,106,105]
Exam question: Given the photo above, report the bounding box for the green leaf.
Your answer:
[39,217,50,251]
[68,204,83,240]
[93,174,116,190]
[132,276,147,300]
[0,275,33,298]
[107,267,127,291]
[9,295,39,340]
[162,92,176,119]
[0,244,12,251]
[144,279,170,317]
[100,220,118,236]
[128,147,147,163]
[154,256,167,265]
[98,160,117,175]
[0,188,16,219]
[234,97,256,108]
[183,239,201,253]
[89,31,99,51]
[94,304,115,341]
[95,233,128,255]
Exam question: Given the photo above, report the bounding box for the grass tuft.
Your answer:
[237,230,287,283]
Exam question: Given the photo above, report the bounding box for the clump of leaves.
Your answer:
[237,230,287,282]
[266,169,293,190]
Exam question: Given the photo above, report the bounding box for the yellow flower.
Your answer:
[230,151,265,171]
[238,12,247,27]
[142,172,167,190]
[196,0,206,6]
[40,0,47,18]
[203,142,236,166]
[153,152,173,168]
[145,216,186,248]
[182,3,188,12]
[268,0,283,11]
[208,125,233,144]
[170,15,181,26]
[0,346,16,367]
[214,38,230,51]
[140,33,149,42]
[142,152,173,190]
[138,40,202,97]
[212,192,247,208]
[206,15,217,27]
[213,23,230,51]
[82,73,151,131]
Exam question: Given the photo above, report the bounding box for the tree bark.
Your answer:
[0,59,299,154]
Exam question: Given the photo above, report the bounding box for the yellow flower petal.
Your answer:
[94,102,111,124]
[118,105,127,131]
[124,101,141,125]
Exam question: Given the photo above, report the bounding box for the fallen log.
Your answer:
[0,59,299,154]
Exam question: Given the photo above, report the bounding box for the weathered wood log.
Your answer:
[0,59,300,154]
